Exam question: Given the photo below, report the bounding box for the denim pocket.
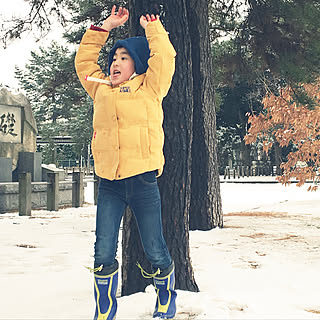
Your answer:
[138,171,157,185]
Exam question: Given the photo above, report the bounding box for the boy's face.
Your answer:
[110,48,135,86]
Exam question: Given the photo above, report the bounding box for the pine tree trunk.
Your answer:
[241,140,252,167]
[121,0,198,295]
[187,0,223,231]
[158,0,198,290]
[121,208,152,296]
[121,0,163,297]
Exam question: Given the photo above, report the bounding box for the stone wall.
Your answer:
[0,181,76,214]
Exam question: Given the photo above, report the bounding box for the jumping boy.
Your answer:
[75,5,176,320]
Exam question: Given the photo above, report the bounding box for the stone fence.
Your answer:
[0,171,99,215]
[224,164,281,179]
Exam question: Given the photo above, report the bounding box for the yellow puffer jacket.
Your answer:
[75,20,176,180]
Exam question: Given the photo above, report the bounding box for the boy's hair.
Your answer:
[108,37,150,75]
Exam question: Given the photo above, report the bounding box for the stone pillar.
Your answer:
[72,170,84,208]
[19,172,31,216]
[47,172,59,211]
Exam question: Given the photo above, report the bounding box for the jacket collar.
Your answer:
[108,73,145,92]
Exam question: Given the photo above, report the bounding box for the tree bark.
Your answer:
[158,0,198,291]
[121,0,198,295]
[121,208,152,296]
[188,0,223,230]
[121,0,163,297]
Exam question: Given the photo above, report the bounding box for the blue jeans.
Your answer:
[94,170,172,271]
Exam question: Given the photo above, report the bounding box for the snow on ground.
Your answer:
[0,179,320,319]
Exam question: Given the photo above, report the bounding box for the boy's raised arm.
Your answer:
[141,15,176,99]
[101,5,129,31]
[140,13,159,29]
[74,5,129,98]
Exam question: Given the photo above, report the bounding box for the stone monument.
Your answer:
[0,87,41,182]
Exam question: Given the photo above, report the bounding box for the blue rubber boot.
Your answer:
[93,261,118,320]
[153,262,177,319]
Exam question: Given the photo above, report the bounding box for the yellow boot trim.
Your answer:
[85,264,103,273]
[154,268,174,280]
[136,262,160,279]
[94,270,118,320]
[155,268,175,314]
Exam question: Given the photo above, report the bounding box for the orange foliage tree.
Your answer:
[245,83,320,191]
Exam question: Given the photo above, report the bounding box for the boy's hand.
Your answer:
[140,14,159,29]
[101,5,129,31]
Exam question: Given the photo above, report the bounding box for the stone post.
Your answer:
[47,172,59,211]
[19,172,32,216]
[72,170,84,207]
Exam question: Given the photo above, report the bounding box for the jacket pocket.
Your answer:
[140,127,150,159]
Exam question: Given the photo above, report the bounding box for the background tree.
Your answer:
[240,0,320,84]
[0,0,69,48]
[15,42,75,124]
[15,42,92,164]
[208,0,320,87]
[210,0,320,174]
[237,0,320,177]
[67,95,94,166]
[245,83,320,190]
[187,0,223,231]
[215,74,266,168]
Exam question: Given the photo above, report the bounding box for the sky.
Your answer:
[0,0,66,89]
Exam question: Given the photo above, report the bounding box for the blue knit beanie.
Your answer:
[108,37,150,75]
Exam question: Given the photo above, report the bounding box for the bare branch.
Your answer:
[0,0,70,48]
